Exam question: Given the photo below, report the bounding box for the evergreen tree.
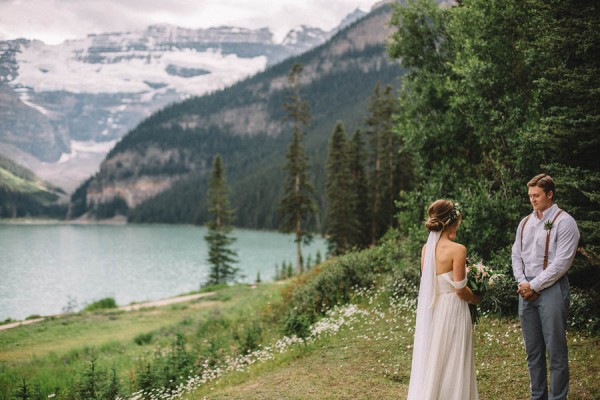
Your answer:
[365,83,405,243]
[315,250,322,265]
[348,130,371,248]
[305,254,313,271]
[379,85,407,230]
[278,63,317,274]
[326,121,360,255]
[14,379,30,400]
[365,82,385,244]
[204,155,239,285]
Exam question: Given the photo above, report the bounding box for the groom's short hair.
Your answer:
[528,173,555,195]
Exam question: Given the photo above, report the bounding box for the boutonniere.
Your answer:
[544,220,554,231]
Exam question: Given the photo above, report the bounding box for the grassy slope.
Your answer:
[192,292,600,399]
[0,168,48,194]
[1,281,598,399]
[0,284,282,393]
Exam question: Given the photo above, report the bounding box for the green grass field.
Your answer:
[1,281,598,399]
[191,289,599,400]
[0,284,282,397]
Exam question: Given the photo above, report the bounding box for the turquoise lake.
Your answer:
[0,223,326,321]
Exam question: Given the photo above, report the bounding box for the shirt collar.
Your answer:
[538,203,558,220]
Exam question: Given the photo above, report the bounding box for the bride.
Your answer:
[407,199,479,400]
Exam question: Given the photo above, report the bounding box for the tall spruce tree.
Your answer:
[365,83,404,244]
[379,85,406,230]
[204,155,239,285]
[348,130,371,248]
[365,82,385,244]
[326,121,360,255]
[279,63,317,274]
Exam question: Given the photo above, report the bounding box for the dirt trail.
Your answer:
[0,291,216,332]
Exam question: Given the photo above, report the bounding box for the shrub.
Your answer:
[83,298,117,312]
[280,229,405,334]
[479,276,519,317]
[234,320,263,353]
[389,261,420,301]
[569,287,600,335]
[133,332,155,346]
[200,283,228,293]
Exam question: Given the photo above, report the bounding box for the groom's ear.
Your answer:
[547,191,554,200]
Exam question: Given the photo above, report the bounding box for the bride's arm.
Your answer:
[456,286,481,305]
[452,245,481,304]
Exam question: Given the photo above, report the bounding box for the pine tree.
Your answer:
[278,63,317,275]
[366,82,384,244]
[348,130,372,248]
[315,250,322,265]
[204,155,239,285]
[365,83,403,243]
[305,254,313,271]
[326,121,360,255]
[379,85,405,229]
[14,379,30,400]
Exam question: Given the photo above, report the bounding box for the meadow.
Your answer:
[1,272,598,399]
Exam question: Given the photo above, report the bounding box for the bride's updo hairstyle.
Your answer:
[425,199,461,232]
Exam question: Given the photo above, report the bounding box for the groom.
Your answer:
[511,174,580,400]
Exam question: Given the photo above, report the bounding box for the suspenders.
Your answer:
[520,209,564,271]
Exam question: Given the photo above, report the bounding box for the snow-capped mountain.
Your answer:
[0,21,348,192]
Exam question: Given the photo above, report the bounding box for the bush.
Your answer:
[83,298,117,312]
[280,229,405,334]
[200,283,228,293]
[134,332,155,346]
[389,262,420,301]
[569,287,600,335]
[234,320,263,353]
[479,276,519,317]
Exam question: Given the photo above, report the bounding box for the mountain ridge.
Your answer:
[0,10,366,193]
[74,4,402,229]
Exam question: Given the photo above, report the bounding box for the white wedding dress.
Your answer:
[407,231,478,400]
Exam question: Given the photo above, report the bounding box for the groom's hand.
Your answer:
[518,283,539,301]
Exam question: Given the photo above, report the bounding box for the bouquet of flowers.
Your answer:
[466,256,504,324]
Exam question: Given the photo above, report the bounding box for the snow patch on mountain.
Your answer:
[58,139,119,164]
[14,42,267,95]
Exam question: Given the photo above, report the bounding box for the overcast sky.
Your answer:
[0,0,379,45]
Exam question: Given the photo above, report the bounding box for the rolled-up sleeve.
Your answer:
[529,216,580,293]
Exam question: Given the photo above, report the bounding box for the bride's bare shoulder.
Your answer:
[450,242,467,255]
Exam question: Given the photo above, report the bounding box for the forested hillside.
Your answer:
[72,4,403,231]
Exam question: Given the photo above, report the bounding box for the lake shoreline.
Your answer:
[0,224,326,322]
[0,215,127,225]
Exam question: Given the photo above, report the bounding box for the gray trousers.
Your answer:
[519,275,570,400]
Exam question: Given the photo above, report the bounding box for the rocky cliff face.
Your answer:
[86,145,202,208]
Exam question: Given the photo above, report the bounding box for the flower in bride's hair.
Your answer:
[446,200,462,225]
